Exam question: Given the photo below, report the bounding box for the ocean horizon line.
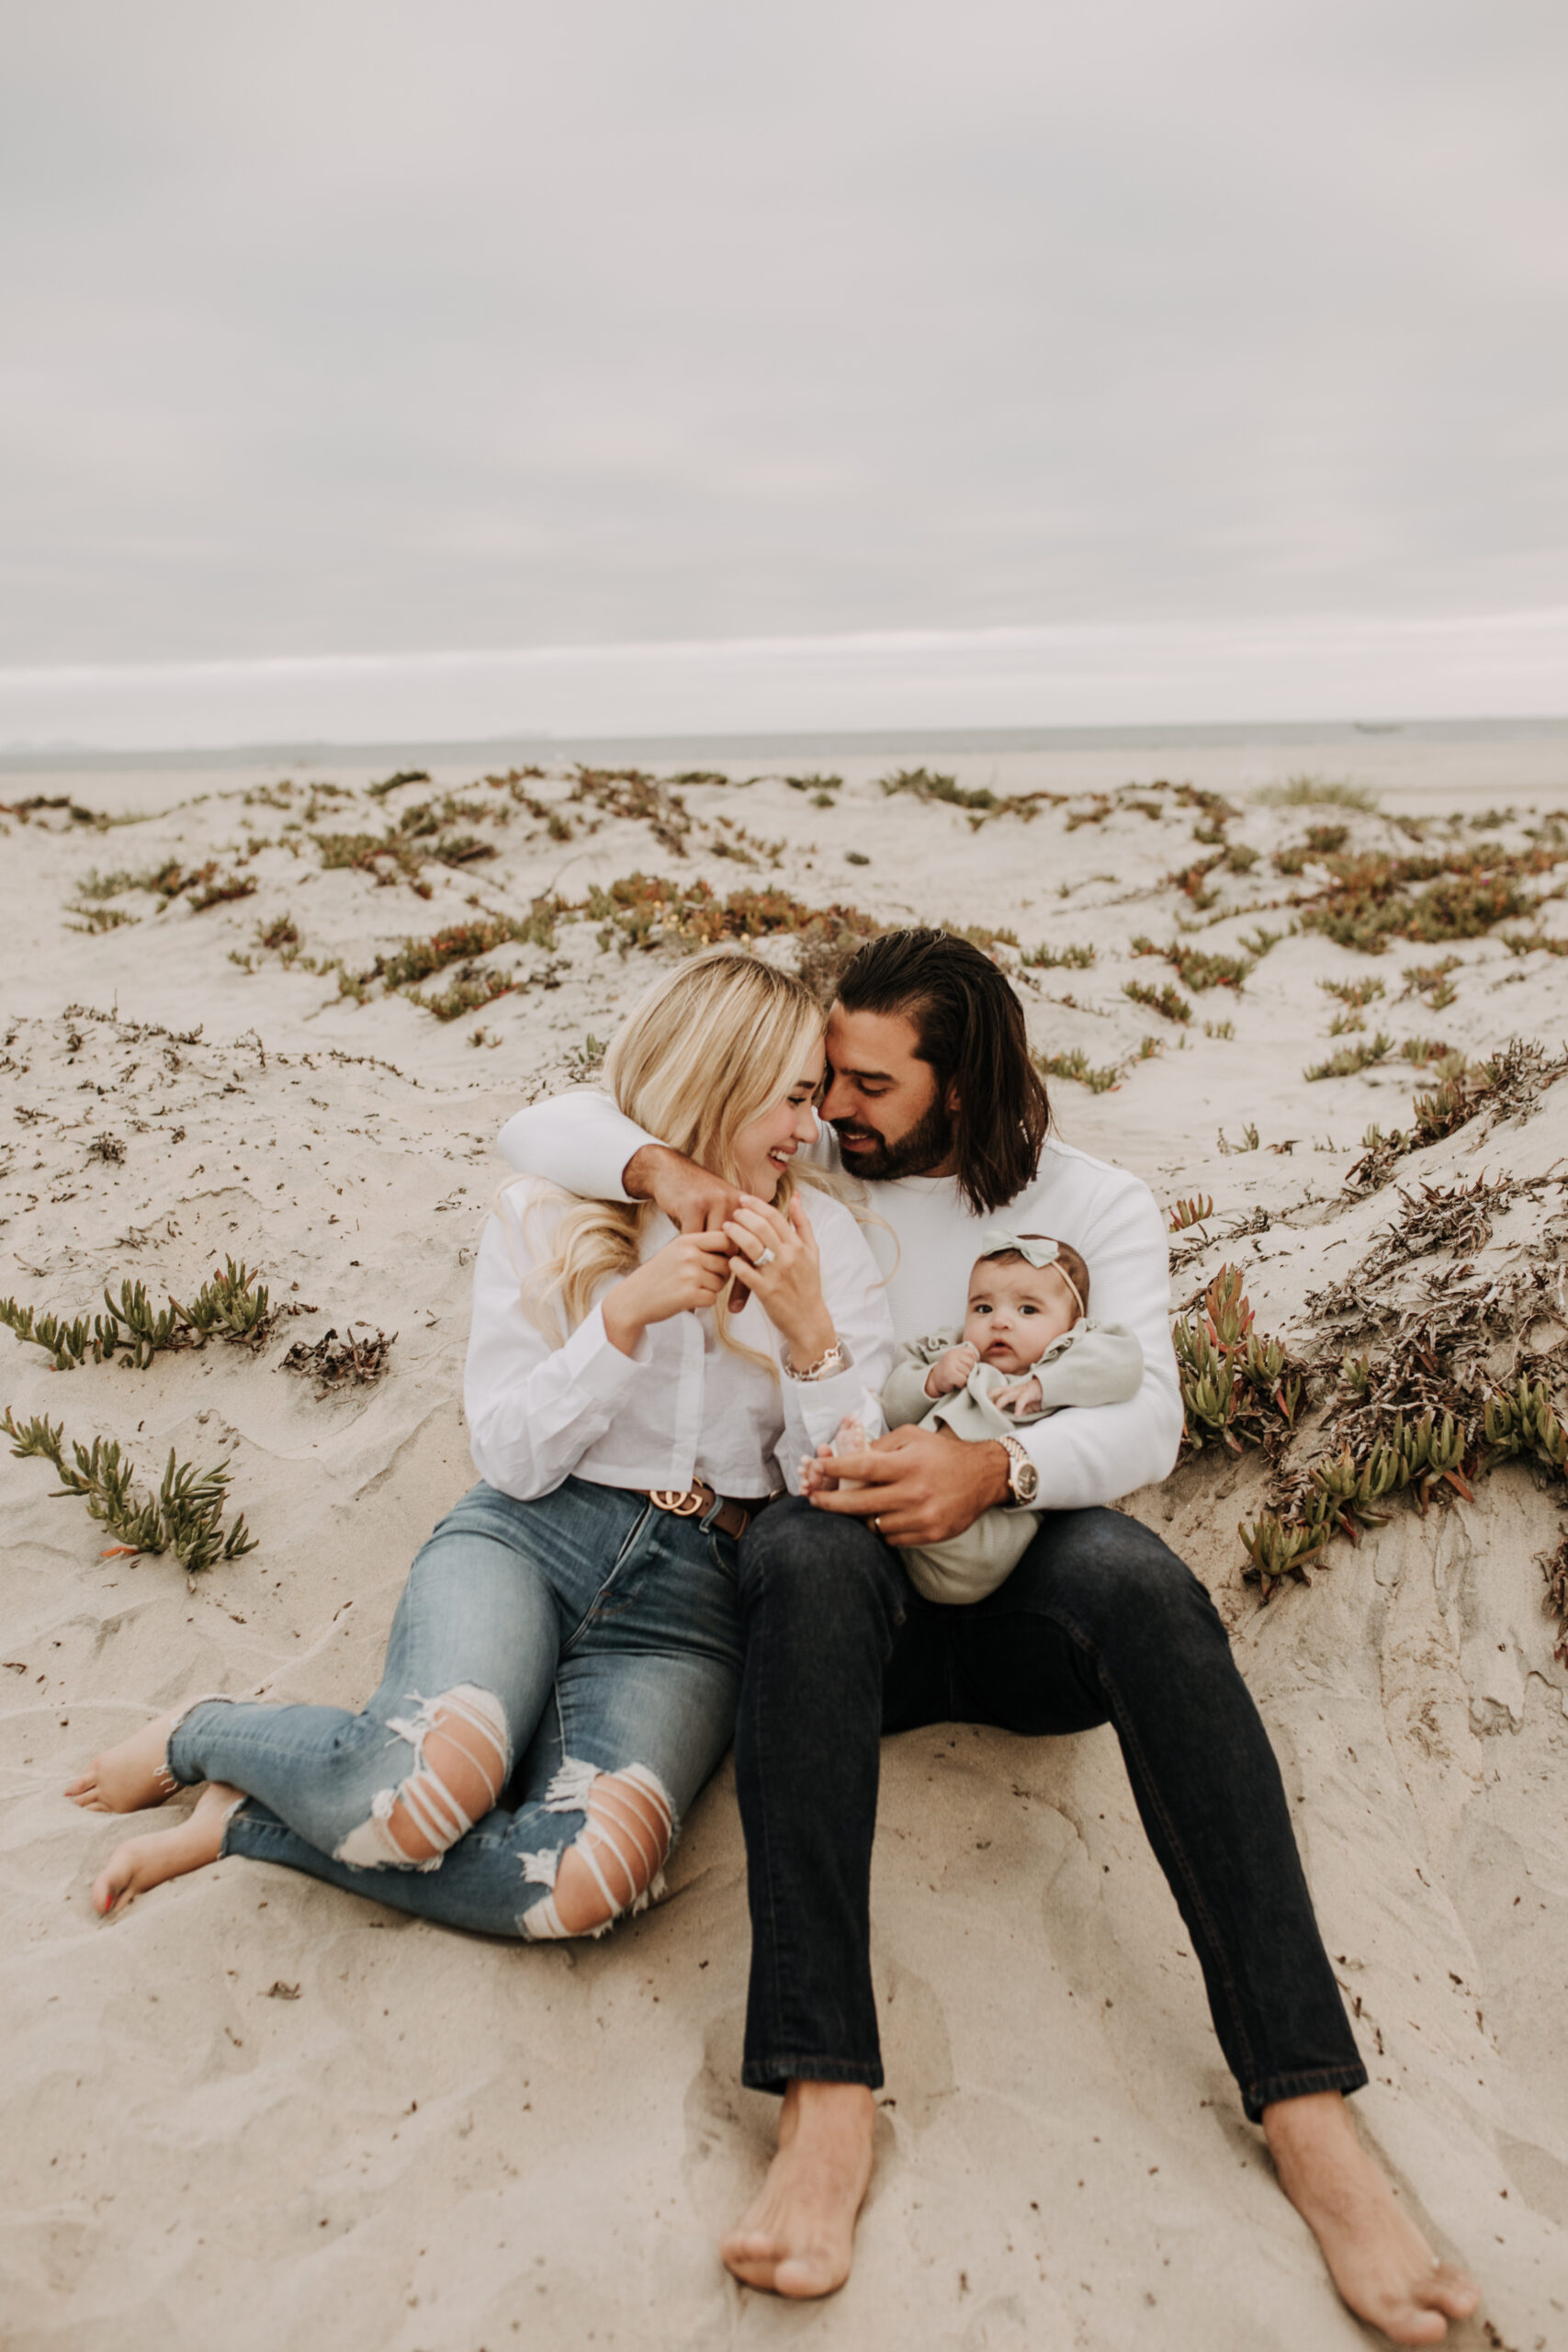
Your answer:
[4,610,1565,756]
[6,711,1568,776]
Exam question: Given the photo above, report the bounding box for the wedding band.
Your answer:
[873,1514,883,1534]
[755,1246,776,1266]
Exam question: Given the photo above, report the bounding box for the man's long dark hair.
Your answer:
[836,928,1050,1215]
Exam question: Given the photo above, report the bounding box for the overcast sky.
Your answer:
[2,1,1565,741]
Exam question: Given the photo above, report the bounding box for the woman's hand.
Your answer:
[721,1193,836,1365]
[601,1230,735,1358]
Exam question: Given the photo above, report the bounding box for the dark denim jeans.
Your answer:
[734,1498,1367,2122]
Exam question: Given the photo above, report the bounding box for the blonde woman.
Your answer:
[68,952,895,1941]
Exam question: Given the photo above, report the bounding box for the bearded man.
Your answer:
[500,927,1478,2346]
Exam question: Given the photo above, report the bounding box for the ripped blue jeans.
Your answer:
[165,1478,744,1939]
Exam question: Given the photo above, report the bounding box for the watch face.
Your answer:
[1013,1460,1040,1504]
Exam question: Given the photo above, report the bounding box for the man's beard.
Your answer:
[829,1092,955,1182]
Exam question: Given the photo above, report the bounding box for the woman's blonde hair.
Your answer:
[518,949,828,1368]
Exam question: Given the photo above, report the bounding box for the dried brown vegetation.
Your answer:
[1289,843,1562,955]
[1342,1039,1568,1193]
[1229,1167,1568,1601]
[281,1324,397,1394]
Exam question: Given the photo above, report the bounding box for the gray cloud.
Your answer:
[3,0,1565,694]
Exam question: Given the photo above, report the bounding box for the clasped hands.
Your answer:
[611,1142,832,1366]
[619,1144,1011,1543]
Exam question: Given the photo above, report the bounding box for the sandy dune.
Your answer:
[2,735,1566,2348]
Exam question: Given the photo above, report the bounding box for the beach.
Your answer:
[3,724,1567,2349]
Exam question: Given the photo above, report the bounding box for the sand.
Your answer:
[2,736,1566,2349]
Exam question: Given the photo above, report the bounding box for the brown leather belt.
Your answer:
[638,1480,773,1542]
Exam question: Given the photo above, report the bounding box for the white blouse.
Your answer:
[464,1178,896,1503]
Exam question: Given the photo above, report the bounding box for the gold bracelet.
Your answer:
[784,1338,850,1382]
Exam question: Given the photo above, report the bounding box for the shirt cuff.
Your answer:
[561,1301,651,1399]
[1008,1414,1060,1491]
[788,1363,872,1448]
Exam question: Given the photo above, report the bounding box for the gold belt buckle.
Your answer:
[649,1487,705,1517]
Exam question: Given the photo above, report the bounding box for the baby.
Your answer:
[804,1227,1144,1605]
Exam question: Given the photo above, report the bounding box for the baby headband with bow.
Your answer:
[976,1227,1086,1320]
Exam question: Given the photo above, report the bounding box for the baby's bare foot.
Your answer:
[92,1781,242,1916]
[1263,2093,1479,2344]
[66,1713,181,1814]
[825,1417,868,1493]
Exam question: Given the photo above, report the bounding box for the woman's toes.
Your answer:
[64,1714,179,1815]
[86,1784,236,1918]
[93,1844,142,1916]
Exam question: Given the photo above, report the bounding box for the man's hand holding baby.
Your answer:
[808,1424,1010,1544]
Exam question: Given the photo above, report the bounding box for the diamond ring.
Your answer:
[755,1246,776,1267]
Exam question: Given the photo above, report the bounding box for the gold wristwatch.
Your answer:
[999,1436,1040,1506]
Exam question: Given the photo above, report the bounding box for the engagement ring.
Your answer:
[755,1246,776,1266]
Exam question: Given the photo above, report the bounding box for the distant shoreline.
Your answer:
[7,712,1568,775]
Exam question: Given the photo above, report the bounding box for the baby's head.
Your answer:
[962,1232,1089,1374]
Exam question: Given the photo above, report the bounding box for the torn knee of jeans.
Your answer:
[333,1684,510,1871]
[519,1760,676,1941]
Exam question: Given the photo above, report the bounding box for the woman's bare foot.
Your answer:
[91,1781,243,1917]
[66,1712,182,1814]
[720,2079,875,2299]
[1262,2092,1480,2344]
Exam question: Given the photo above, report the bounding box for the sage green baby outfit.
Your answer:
[880,1320,1145,1604]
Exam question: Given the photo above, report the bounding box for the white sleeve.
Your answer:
[496,1087,840,1199]
[463,1186,652,1499]
[497,1089,652,1203]
[1014,1180,1183,1509]
[772,1194,897,1492]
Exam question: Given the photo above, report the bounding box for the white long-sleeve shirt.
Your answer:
[496,1092,1182,1510]
[464,1177,896,1503]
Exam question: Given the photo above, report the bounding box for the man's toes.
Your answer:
[723,2256,777,2288]
[772,2255,840,2301]
[720,2229,783,2284]
[1427,2267,1480,2321]
[721,2251,777,2289]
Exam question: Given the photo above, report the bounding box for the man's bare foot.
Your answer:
[91,1781,243,1917]
[721,2079,874,2299]
[1262,2092,1480,2344]
[66,1712,182,1814]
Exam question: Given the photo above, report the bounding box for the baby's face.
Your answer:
[962,1259,1078,1374]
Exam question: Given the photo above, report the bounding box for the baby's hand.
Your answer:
[924,1343,979,1398]
[991,1373,1043,1419]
